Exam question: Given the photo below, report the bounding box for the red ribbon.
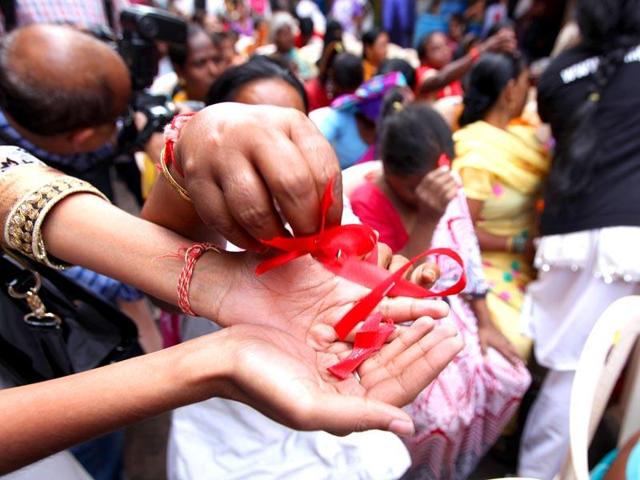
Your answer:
[255,175,467,379]
[328,313,395,380]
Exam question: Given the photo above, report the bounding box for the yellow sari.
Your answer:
[453,120,550,359]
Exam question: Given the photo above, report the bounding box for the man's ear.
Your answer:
[67,127,101,153]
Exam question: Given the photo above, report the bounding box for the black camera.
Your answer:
[115,6,187,153]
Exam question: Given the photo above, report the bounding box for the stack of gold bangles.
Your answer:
[4,175,108,269]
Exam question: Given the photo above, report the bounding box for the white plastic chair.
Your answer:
[556,296,640,480]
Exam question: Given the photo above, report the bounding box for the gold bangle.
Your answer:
[160,146,192,203]
[4,176,108,270]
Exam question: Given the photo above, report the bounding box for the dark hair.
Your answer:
[484,18,515,39]
[0,31,124,135]
[459,52,525,127]
[362,28,384,59]
[547,0,640,204]
[324,19,344,50]
[299,17,314,37]
[416,30,444,62]
[379,91,454,175]
[378,58,416,89]
[332,53,364,92]
[206,55,309,111]
[169,23,206,69]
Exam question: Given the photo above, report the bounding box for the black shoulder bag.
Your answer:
[0,251,142,386]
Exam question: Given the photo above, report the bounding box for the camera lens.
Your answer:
[138,16,159,39]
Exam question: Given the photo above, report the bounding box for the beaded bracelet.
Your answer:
[4,176,108,269]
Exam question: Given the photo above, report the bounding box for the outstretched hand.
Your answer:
[218,320,463,436]
[197,251,451,350]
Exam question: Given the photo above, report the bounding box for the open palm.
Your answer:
[208,252,450,350]
[223,320,463,436]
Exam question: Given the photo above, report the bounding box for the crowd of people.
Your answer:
[1,0,640,479]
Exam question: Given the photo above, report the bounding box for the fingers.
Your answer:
[388,254,411,279]
[358,316,435,376]
[177,104,342,246]
[298,391,415,436]
[185,173,265,250]
[359,320,456,386]
[288,111,343,230]
[376,243,393,269]
[410,262,440,288]
[364,324,464,405]
[251,130,322,237]
[376,297,449,323]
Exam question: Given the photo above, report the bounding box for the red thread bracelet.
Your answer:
[177,242,220,316]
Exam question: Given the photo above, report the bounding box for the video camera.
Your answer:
[115,6,188,152]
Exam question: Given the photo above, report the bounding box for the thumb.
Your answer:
[309,393,415,437]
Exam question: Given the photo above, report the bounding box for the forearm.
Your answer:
[41,193,232,319]
[418,55,473,96]
[398,217,438,259]
[476,228,510,252]
[141,175,224,243]
[470,297,492,327]
[0,330,232,474]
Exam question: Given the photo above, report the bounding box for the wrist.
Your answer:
[166,328,235,403]
[188,248,243,325]
[469,46,482,62]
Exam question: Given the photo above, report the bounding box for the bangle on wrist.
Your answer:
[160,112,196,203]
[160,146,192,203]
[4,176,108,269]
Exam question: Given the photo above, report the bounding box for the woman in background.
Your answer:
[346,96,530,479]
[361,28,389,81]
[453,52,550,360]
[311,71,407,169]
[518,0,640,477]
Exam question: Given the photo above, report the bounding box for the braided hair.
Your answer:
[458,52,525,127]
[546,0,640,205]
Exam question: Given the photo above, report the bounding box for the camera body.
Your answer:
[114,6,188,152]
[119,6,187,92]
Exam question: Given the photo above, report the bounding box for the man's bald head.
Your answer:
[0,24,132,136]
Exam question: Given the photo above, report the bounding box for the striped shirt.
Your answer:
[0,0,130,34]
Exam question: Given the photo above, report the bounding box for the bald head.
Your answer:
[0,24,132,136]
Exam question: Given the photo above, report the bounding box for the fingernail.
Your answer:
[389,419,415,436]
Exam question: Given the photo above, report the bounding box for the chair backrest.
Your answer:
[559,296,640,480]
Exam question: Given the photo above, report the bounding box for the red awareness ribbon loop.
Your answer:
[255,175,467,379]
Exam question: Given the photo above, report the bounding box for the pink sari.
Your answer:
[350,181,531,480]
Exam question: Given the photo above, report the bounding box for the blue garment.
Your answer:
[591,440,640,479]
[383,0,414,47]
[0,109,115,173]
[63,267,144,304]
[71,431,125,480]
[313,107,368,169]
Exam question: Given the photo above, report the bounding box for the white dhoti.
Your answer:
[518,227,640,479]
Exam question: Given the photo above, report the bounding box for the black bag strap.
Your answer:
[102,0,115,30]
[0,0,16,32]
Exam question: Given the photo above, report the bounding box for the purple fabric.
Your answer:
[331,71,407,122]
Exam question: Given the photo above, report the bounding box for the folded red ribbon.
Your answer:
[255,176,466,379]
